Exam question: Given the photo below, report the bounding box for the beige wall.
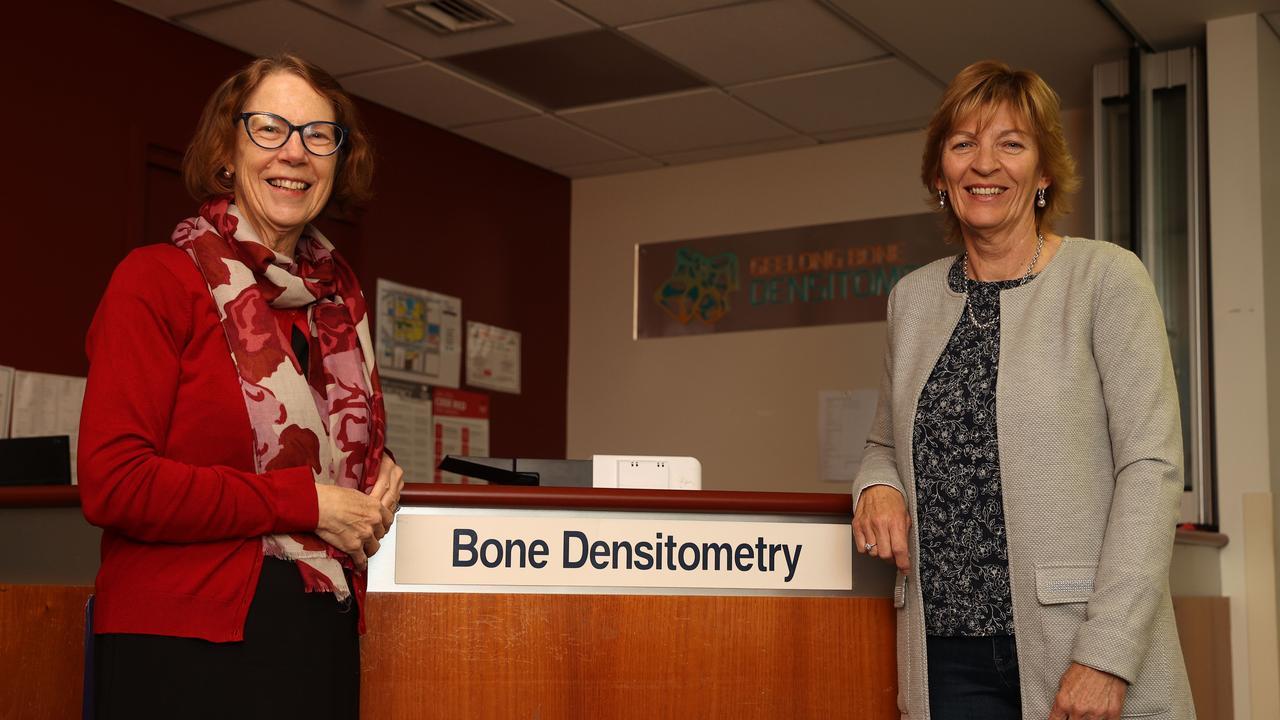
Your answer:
[1206,13,1280,720]
[568,108,1093,495]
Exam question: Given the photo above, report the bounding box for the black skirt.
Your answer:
[94,558,360,719]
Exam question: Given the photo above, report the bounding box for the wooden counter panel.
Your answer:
[1,585,896,719]
[0,584,93,720]
[360,594,898,719]
[0,585,1232,720]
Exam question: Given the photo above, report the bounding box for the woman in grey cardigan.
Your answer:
[852,61,1194,720]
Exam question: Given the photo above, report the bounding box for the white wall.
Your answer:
[1206,13,1280,720]
[568,109,1092,494]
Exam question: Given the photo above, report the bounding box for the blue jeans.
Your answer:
[926,635,1021,720]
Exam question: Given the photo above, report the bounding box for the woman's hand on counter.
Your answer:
[852,485,911,572]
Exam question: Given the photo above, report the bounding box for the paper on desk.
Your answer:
[818,389,878,484]
[11,370,87,483]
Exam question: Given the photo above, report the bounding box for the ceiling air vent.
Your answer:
[391,0,510,35]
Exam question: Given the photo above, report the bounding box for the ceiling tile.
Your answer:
[560,89,798,155]
[113,0,238,18]
[180,0,418,76]
[656,135,815,165]
[342,62,538,127]
[555,157,664,178]
[732,58,938,135]
[299,0,596,58]
[455,115,636,167]
[443,30,704,110]
[827,0,1129,108]
[624,0,884,85]
[560,0,748,26]
[814,119,926,143]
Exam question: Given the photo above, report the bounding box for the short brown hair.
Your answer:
[183,53,374,211]
[921,60,1080,243]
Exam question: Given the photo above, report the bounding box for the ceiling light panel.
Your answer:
[560,89,798,156]
[826,0,1128,108]
[455,115,638,167]
[623,0,884,86]
[731,58,938,135]
[298,0,596,58]
[341,62,539,127]
[180,0,417,76]
[560,0,751,27]
[443,30,705,110]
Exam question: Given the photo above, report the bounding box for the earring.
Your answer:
[221,168,233,179]
[1036,188,1046,208]
[938,189,948,209]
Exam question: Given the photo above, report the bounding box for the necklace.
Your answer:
[961,232,1044,330]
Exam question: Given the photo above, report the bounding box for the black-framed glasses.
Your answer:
[237,112,347,157]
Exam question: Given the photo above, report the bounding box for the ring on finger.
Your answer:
[864,542,876,552]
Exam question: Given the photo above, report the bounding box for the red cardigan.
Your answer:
[79,244,321,642]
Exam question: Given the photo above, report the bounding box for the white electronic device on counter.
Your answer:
[591,455,701,490]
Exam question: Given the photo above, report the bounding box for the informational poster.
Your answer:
[636,213,950,338]
[0,365,14,438]
[432,388,490,484]
[466,321,521,394]
[381,379,433,486]
[10,371,88,484]
[375,278,462,388]
[818,389,879,484]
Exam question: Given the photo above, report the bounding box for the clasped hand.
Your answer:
[315,454,405,570]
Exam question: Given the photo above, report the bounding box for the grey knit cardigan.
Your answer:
[853,238,1195,719]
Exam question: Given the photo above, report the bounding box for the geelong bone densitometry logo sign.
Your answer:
[394,515,852,591]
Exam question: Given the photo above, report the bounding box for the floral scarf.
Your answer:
[171,196,386,613]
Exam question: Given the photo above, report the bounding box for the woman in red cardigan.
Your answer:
[79,54,403,719]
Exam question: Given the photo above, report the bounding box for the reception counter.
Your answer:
[0,484,898,719]
[0,484,1231,719]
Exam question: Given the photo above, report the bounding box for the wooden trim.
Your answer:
[0,483,854,515]
[0,485,80,508]
[399,483,853,515]
[0,486,1241,542]
[1175,528,1229,547]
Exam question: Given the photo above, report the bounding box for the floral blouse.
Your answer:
[912,257,1036,637]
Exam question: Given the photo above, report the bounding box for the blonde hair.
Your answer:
[921,60,1080,243]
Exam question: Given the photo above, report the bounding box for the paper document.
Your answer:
[818,389,878,484]
[432,388,490,484]
[382,379,434,486]
[10,370,87,483]
[0,365,14,439]
[466,321,521,394]
[376,279,462,388]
